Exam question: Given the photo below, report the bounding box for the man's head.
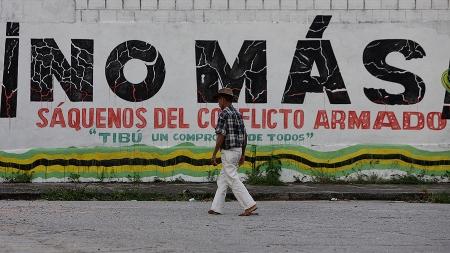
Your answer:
[215,88,234,110]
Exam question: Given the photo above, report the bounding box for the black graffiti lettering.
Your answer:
[30,39,94,102]
[306,15,332,39]
[363,40,426,105]
[282,16,350,104]
[6,22,19,36]
[195,40,267,103]
[282,40,351,104]
[105,40,165,102]
[442,61,450,119]
[1,23,20,118]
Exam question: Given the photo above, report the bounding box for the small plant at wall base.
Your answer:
[153,176,163,183]
[300,169,435,184]
[171,176,186,184]
[293,175,308,183]
[5,171,34,183]
[127,172,142,183]
[347,172,384,184]
[207,169,219,183]
[389,173,429,184]
[96,169,107,182]
[245,155,285,186]
[68,173,80,183]
[310,168,338,184]
[441,171,450,181]
[108,169,118,182]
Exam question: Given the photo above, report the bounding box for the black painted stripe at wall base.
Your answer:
[1,154,449,171]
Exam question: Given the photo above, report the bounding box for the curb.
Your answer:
[1,183,448,201]
[0,190,434,202]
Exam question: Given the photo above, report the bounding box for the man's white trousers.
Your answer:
[210,147,256,213]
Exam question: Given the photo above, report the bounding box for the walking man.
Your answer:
[209,88,257,216]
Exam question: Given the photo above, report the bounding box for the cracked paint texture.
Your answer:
[30,39,94,102]
[282,40,350,104]
[363,39,426,105]
[195,40,267,103]
[6,22,19,36]
[0,38,19,118]
[105,40,165,102]
[306,15,331,39]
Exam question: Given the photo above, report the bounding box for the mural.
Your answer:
[0,16,449,182]
[1,144,449,182]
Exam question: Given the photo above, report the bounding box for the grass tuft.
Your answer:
[429,192,450,204]
[41,188,214,201]
[245,155,285,186]
[4,171,34,183]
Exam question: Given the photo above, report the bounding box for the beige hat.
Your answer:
[214,87,235,99]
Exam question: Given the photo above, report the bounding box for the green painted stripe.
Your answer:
[1,161,447,180]
[280,162,449,177]
[1,144,449,161]
[0,144,211,159]
[252,144,450,159]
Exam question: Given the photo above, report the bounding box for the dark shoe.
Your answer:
[208,210,221,215]
[239,212,259,216]
[239,205,258,216]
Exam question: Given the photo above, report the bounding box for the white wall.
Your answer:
[0,0,449,151]
[0,0,448,24]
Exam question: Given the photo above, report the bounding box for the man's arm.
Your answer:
[239,132,247,165]
[212,111,226,166]
[211,134,225,166]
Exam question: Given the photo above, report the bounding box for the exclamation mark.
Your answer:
[442,61,450,119]
[0,22,20,118]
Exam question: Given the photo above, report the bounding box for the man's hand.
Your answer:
[211,155,218,166]
[212,134,224,166]
[239,155,245,165]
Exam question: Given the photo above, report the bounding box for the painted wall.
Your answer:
[0,0,449,182]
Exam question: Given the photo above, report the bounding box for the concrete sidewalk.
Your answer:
[1,183,449,201]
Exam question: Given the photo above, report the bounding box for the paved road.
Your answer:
[1,201,449,253]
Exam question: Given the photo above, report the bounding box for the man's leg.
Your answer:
[210,170,227,214]
[221,148,256,210]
